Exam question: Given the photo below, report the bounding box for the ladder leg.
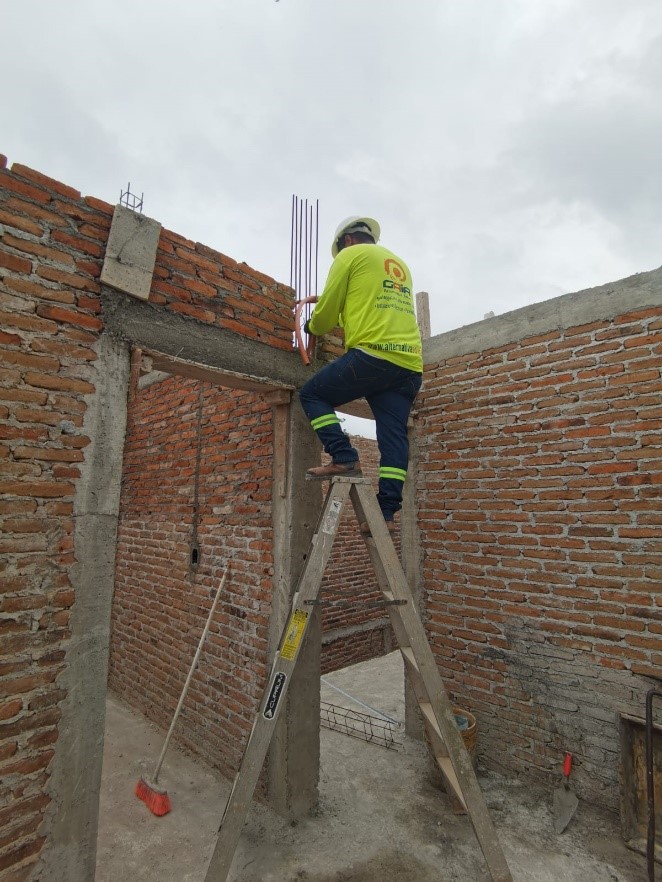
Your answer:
[351,483,513,882]
[203,481,351,882]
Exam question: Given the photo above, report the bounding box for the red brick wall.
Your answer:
[111,386,389,767]
[320,436,396,674]
[110,375,274,776]
[152,230,293,349]
[416,305,662,807]
[0,157,296,880]
[0,160,111,880]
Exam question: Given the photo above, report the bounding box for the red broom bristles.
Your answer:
[135,776,171,816]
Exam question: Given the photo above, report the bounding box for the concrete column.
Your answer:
[268,398,322,817]
[37,334,130,882]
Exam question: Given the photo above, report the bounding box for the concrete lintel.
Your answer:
[102,289,311,391]
[100,205,162,300]
[424,264,662,364]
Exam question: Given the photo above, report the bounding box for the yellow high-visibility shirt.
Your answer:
[308,244,423,373]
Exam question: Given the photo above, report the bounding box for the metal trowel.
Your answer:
[553,752,579,833]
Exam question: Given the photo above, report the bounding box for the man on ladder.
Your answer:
[202,217,512,882]
[299,216,423,533]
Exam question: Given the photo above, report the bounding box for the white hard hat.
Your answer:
[331,216,380,257]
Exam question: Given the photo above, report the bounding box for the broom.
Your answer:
[135,566,229,815]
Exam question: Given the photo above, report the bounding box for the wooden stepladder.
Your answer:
[204,477,512,882]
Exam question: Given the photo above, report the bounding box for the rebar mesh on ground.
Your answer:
[320,701,403,751]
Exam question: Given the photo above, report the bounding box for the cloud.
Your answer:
[2,0,661,340]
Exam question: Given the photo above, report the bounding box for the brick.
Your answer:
[29,338,97,361]
[0,209,42,237]
[0,329,21,346]
[2,276,76,305]
[78,222,110,242]
[0,700,22,721]
[0,837,46,873]
[0,171,52,204]
[0,311,57,334]
[50,229,103,258]
[11,165,81,200]
[0,251,32,274]
[0,535,48,553]
[169,302,216,323]
[23,372,95,394]
[83,195,114,215]
[14,447,83,462]
[0,350,59,372]
[34,303,102,331]
[14,407,81,427]
[4,197,68,228]
[0,480,73,498]
[35,265,99,293]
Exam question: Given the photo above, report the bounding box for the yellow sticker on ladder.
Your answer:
[280,609,309,660]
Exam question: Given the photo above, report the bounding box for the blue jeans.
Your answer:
[299,349,422,520]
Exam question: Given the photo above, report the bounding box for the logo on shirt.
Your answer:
[384,259,407,284]
[383,258,410,295]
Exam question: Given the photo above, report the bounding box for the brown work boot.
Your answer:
[359,520,396,535]
[306,461,362,480]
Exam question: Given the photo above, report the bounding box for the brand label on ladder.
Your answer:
[264,672,287,720]
[321,498,343,534]
[280,609,308,660]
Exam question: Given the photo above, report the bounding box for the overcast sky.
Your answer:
[4,0,661,334]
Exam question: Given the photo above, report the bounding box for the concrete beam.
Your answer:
[424,265,662,364]
[102,288,373,416]
[102,289,310,391]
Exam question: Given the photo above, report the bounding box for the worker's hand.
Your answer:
[303,320,314,336]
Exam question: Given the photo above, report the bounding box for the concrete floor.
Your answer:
[97,651,649,882]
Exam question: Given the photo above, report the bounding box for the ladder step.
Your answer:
[400,646,418,670]
[419,701,441,738]
[434,754,467,811]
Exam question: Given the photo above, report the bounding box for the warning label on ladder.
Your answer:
[280,609,308,660]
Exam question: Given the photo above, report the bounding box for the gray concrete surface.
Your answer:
[38,334,130,882]
[423,263,662,363]
[97,651,649,882]
[101,204,162,300]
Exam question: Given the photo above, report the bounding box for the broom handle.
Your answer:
[152,566,229,783]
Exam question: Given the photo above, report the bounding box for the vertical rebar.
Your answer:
[304,199,309,299]
[308,202,313,304]
[315,200,319,295]
[290,195,295,289]
[290,195,320,340]
[298,199,303,300]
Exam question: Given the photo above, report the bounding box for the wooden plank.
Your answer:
[144,348,293,394]
[416,291,431,340]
